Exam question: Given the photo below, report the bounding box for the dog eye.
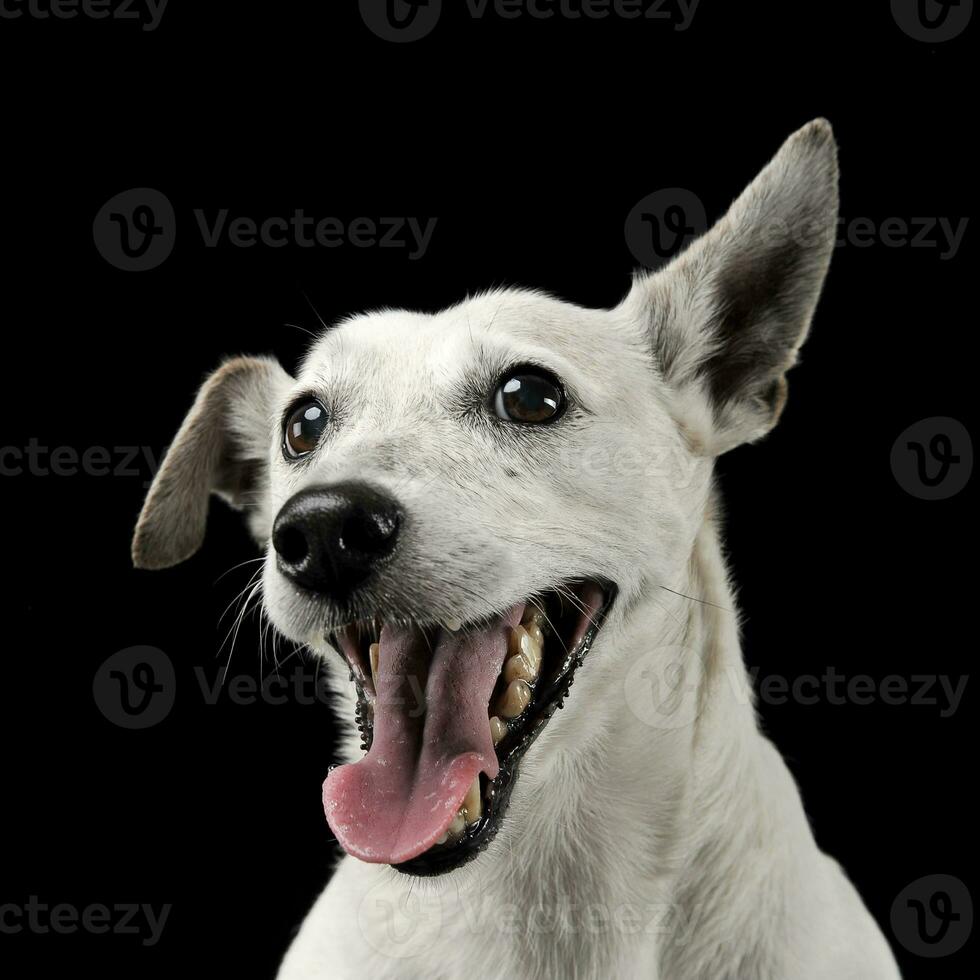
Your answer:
[284,400,328,458]
[493,369,565,424]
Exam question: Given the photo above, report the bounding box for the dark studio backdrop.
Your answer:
[0,2,974,978]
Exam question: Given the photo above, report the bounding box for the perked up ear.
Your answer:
[132,355,293,570]
[623,118,840,455]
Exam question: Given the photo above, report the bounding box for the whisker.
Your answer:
[214,555,266,586]
[658,585,731,612]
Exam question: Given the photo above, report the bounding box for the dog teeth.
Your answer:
[437,781,481,848]
[490,622,546,730]
[524,622,545,649]
[369,642,380,685]
[462,777,482,825]
[522,606,546,629]
[446,811,467,841]
[490,715,507,745]
[444,618,462,632]
[504,623,542,683]
[504,649,539,684]
[497,679,532,719]
[509,625,542,671]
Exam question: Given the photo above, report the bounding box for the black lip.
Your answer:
[391,581,618,877]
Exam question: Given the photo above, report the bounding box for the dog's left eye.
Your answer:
[492,369,565,424]
[284,399,328,458]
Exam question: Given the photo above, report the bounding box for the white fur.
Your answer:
[133,121,900,979]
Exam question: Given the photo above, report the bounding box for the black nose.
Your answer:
[272,482,402,597]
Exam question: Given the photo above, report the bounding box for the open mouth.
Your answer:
[323,579,616,876]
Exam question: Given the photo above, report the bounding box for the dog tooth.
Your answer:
[508,625,528,657]
[445,618,462,632]
[509,626,542,671]
[525,622,545,649]
[369,642,380,685]
[447,811,467,841]
[515,625,543,671]
[462,777,482,825]
[490,716,508,745]
[436,830,449,845]
[522,606,546,628]
[504,651,538,684]
[497,679,532,719]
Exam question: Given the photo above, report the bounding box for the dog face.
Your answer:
[132,119,838,874]
[263,292,700,642]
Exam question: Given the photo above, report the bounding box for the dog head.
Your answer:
[132,119,838,874]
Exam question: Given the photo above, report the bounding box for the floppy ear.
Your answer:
[132,355,293,570]
[623,118,839,455]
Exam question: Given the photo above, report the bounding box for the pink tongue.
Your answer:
[322,605,523,864]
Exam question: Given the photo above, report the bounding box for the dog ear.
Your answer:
[623,118,839,455]
[132,355,293,570]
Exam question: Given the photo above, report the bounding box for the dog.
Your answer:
[132,119,900,979]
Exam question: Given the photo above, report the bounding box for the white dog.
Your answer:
[133,119,900,979]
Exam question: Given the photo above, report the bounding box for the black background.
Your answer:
[0,2,974,977]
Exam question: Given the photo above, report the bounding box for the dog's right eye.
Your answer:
[492,368,565,425]
[283,400,328,459]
